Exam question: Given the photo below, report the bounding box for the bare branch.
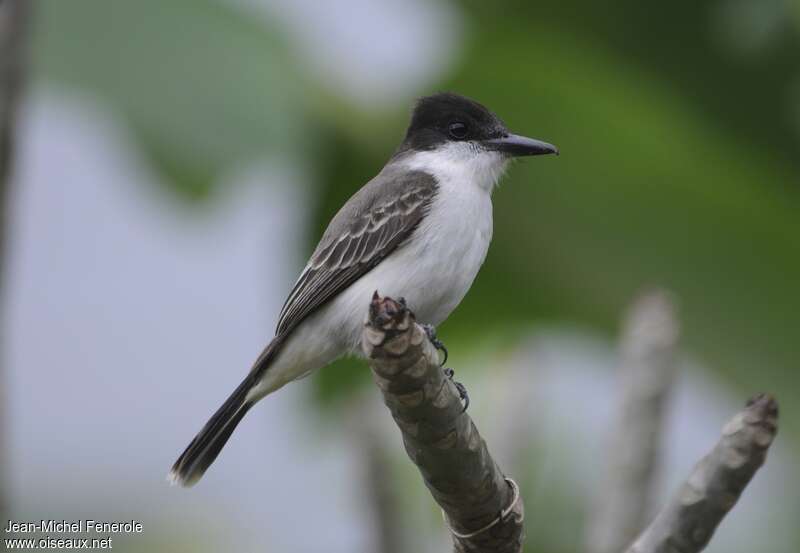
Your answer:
[0,0,33,527]
[587,290,680,553]
[0,0,30,189]
[625,393,779,553]
[362,294,523,553]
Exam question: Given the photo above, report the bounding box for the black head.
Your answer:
[398,92,558,157]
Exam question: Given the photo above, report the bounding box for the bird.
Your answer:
[169,92,558,487]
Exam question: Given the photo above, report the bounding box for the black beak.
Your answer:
[485,133,559,157]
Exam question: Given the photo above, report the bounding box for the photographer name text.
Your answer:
[5,519,142,534]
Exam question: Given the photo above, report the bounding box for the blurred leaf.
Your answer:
[312,357,367,409]
[33,0,304,201]
[472,0,800,170]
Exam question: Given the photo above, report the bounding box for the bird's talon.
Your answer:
[422,324,448,366]
[455,381,470,412]
[443,367,469,412]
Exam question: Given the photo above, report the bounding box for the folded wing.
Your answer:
[276,169,437,336]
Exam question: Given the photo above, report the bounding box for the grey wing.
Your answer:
[275,170,437,336]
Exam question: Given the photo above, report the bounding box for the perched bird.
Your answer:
[169,92,558,486]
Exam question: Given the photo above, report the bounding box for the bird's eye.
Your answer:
[448,121,468,139]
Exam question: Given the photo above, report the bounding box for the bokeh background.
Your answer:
[2,0,799,551]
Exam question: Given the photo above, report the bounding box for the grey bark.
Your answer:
[587,290,680,553]
[625,393,779,553]
[0,0,32,526]
[0,0,29,189]
[362,294,524,553]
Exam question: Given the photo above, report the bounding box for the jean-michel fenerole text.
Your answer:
[5,519,143,534]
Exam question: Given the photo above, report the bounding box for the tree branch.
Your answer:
[625,393,779,553]
[0,0,32,527]
[0,0,29,191]
[587,290,680,553]
[362,294,524,553]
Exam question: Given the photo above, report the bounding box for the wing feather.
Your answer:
[275,170,437,336]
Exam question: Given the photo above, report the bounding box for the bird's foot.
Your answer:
[422,323,448,366]
[444,367,469,413]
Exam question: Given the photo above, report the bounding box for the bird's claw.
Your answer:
[421,324,465,411]
[422,324,448,366]
[444,367,469,413]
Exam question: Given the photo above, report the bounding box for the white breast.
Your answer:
[329,143,507,347]
[399,146,501,318]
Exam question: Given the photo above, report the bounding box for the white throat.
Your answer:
[399,142,509,193]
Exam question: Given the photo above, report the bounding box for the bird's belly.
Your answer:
[413,191,494,323]
[402,233,488,324]
[259,221,491,395]
[330,191,493,349]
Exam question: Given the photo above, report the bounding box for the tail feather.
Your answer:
[168,377,254,487]
[169,335,286,487]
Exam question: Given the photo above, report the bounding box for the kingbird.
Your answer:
[169,92,558,487]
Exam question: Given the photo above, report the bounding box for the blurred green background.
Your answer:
[5,0,798,552]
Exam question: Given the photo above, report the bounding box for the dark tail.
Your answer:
[168,376,255,487]
[168,336,284,487]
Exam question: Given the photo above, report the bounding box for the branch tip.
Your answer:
[368,293,412,330]
[745,392,778,417]
[625,394,780,553]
